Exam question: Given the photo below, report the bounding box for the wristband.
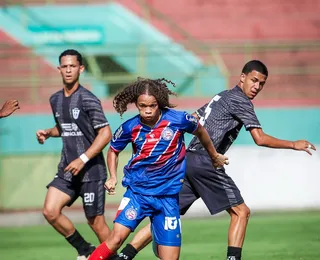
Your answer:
[80,153,89,164]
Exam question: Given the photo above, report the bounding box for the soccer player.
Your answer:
[112,60,316,260]
[36,49,113,260]
[0,99,19,118]
[88,78,229,260]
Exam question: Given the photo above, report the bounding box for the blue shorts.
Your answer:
[115,189,181,247]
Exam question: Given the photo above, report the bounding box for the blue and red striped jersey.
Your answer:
[111,108,199,195]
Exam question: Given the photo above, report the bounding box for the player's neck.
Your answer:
[237,82,243,90]
[64,82,80,97]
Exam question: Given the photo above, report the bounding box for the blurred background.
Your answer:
[0,0,320,231]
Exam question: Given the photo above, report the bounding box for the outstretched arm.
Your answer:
[250,128,316,155]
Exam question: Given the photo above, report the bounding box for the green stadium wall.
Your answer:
[1,108,319,154]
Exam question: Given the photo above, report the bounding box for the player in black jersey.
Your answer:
[110,60,316,260]
[36,49,112,260]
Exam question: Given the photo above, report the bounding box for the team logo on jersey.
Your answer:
[185,114,198,125]
[125,207,137,220]
[61,123,83,136]
[147,133,159,142]
[161,127,174,141]
[71,123,79,131]
[72,108,80,119]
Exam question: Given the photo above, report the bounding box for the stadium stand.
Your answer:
[1,0,320,105]
[119,0,320,104]
[0,30,60,106]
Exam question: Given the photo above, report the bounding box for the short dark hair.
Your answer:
[242,60,268,77]
[59,49,83,65]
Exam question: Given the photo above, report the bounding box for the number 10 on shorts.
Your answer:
[164,216,181,231]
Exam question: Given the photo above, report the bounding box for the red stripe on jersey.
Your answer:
[129,121,170,167]
[177,143,186,161]
[131,125,143,155]
[156,130,181,165]
[131,125,143,142]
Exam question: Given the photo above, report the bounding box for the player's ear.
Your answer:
[240,73,246,83]
[79,65,85,73]
[57,66,61,73]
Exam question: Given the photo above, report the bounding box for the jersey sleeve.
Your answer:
[230,99,261,130]
[83,96,109,129]
[179,112,199,134]
[110,124,132,152]
[195,103,208,118]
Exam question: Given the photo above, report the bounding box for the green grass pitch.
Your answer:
[0,211,319,259]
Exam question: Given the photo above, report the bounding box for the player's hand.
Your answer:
[36,129,50,144]
[0,99,20,118]
[64,158,85,176]
[293,140,316,155]
[212,153,229,168]
[104,177,117,195]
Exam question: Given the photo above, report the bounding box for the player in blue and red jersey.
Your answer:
[88,78,229,260]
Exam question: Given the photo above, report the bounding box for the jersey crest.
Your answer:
[72,107,80,119]
[161,127,174,141]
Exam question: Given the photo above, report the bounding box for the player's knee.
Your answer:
[43,207,60,223]
[230,204,250,220]
[238,205,250,220]
[86,215,97,226]
[87,216,104,232]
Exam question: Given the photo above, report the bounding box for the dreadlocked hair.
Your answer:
[113,78,177,116]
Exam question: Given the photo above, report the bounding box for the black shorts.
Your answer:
[47,176,106,217]
[179,151,244,215]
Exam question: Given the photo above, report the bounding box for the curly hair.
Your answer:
[113,78,177,116]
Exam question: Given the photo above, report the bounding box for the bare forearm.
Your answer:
[85,126,112,160]
[255,133,294,149]
[250,128,316,155]
[47,125,60,137]
[107,148,119,179]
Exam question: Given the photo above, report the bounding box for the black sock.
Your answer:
[65,229,93,256]
[227,246,242,260]
[116,244,138,260]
